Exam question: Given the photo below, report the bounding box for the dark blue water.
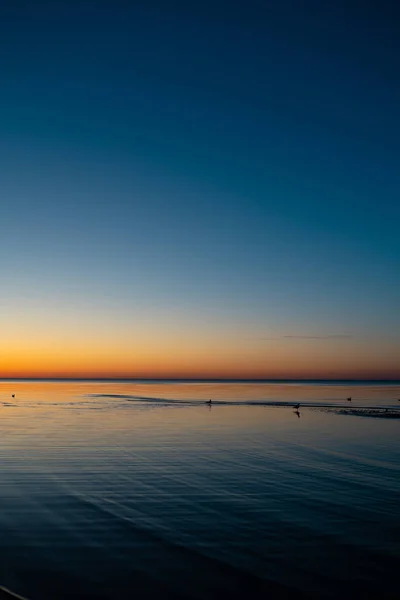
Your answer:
[0,381,399,599]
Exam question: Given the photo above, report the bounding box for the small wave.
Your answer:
[86,393,172,402]
[0,586,29,599]
[50,489,309,600]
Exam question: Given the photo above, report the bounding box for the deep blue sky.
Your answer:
[0,1,399,377]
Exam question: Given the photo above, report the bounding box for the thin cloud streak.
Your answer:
[252,335,353,341]
[283,335,353,340]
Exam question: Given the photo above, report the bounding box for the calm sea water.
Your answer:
[0,380,399,600]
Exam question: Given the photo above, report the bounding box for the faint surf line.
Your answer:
[48,485,309,600]
[85,394,174,402]
[85,394,400,415]
[0,586,30,600]
[318,408,400,419]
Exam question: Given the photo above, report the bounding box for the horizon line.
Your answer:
[0,377,399,383]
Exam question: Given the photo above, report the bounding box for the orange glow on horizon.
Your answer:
[1,326,399,380]
[1,353,399,380]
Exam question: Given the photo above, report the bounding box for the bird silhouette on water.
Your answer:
[347,397,352,402]
[206,399,212,405]
[12,394,15,398]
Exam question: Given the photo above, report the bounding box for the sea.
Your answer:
[0,380,399,600]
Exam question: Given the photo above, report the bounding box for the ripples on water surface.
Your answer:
[0,381,399,599]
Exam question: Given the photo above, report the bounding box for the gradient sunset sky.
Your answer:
[1,1,399,379]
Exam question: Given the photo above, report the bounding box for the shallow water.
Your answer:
[0,381,399,599]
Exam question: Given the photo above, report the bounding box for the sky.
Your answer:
[0,0,399,379]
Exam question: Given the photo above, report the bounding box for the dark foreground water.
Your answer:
[0,381,399,599]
